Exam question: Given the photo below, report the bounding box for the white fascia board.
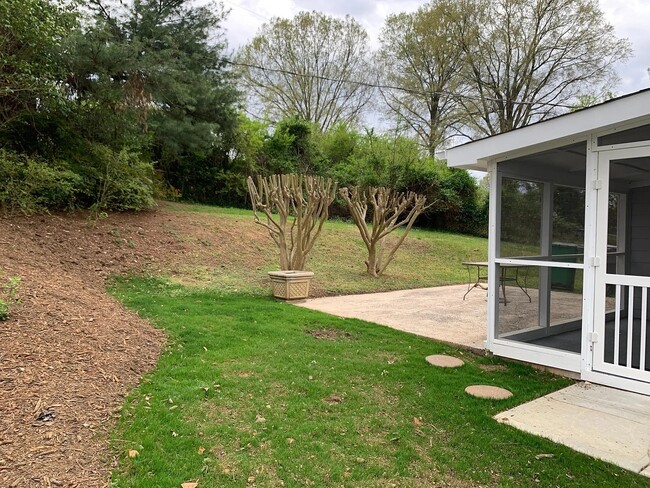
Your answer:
[447,90,650,170]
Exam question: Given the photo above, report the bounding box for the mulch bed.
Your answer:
[0,204,257,487]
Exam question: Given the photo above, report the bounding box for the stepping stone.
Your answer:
[465,385,513,400]
[425,354,464,368]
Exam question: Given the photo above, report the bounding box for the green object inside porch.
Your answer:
[551,242,578,290]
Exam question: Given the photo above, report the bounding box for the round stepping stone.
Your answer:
[465,385,513,400]
[425,354,464,368]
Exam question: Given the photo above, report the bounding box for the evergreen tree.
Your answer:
[78,0,241,198]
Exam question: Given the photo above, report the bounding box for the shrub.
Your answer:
[0,149,82,215]
[73,144,156,212]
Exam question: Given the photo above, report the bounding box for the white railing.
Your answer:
[604,274,649,374]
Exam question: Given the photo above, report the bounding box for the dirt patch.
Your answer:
[322,394,343,405]
[305,328,354,340]
[478,364,509,372]
[0,203,271,487]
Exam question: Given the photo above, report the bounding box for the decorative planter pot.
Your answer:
[268,270,314,300]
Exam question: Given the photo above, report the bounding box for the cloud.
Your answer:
[599,0,650,93]
[292,0,378,17]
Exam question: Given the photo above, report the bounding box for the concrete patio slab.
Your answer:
[296,284,487,350]
[495,382,650,477]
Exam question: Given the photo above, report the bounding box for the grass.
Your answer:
[163,201,488,297]
[107,277,647,487]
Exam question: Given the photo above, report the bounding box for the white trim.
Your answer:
[581,136,598,374]
[492,339,581,372]
[581,370,650,396]
[447,90,650,170]
[592,140,650,152]
[487,160,500,350]
[605,273,650,287]
[593,149,617,378]
[616,194,627,275]
[605,145,650,159]
[495,258,584,269]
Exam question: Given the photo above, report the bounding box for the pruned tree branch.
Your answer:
[340,186,431,277]
[248,174,337,271]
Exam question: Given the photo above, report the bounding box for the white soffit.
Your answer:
[447,89,650,170]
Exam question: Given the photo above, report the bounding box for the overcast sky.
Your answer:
[222,0,650,96]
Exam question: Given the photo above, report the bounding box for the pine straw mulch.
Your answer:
[0,203,270,487]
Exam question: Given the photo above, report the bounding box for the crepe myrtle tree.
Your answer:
[247,174,336,271]
[340,186,430,277]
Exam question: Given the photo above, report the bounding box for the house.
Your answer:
[446,88,650,395]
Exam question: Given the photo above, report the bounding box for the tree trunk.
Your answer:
[365,242,381,277]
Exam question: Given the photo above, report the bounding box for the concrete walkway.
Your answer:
[296,285,650,478]
[296,284,487,350]
[495,382,650,477]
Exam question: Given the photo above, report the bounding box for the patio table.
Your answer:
[462,261,532,305]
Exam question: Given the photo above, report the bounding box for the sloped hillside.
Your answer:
[0,203,274,487]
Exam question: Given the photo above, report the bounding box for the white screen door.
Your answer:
[593,146,650,382]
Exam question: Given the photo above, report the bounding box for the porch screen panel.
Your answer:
[495,263,541,338]
[496,265,584,355]
[630,186,650,280]
[597,124,650,146]
[499,178,542,258]
[548,268,584,325]
[551,186,585,268]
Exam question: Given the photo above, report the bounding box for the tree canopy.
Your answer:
[451,0,632,137]
[0,0,76,143]
[237,11,374,131]
[0,0,634,235]
[79,0,241,196]
[378,1,465,156]
[375,0,631,144]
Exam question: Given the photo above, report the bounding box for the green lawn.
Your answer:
[107,277,646,487]
[164,201,488,296]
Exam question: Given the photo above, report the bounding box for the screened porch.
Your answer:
[492,127,650,376]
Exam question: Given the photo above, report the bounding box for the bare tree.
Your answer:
[377,1,465,157]
[340,186,430,277]
[449,0,632,137]
[237,11,374,131]
[247,174,336,271]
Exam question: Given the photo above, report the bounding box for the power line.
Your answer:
[224,58,576,110]
[222,0,271,22]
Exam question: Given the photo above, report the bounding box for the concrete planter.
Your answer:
[268,270,314,300]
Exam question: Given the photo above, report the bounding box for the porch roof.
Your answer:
[447,88,650,171]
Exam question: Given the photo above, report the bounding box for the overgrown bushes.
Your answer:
[75,145,156,212]
[0,150,81,214]
[0,147,155,215]
[172,117,487,236]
